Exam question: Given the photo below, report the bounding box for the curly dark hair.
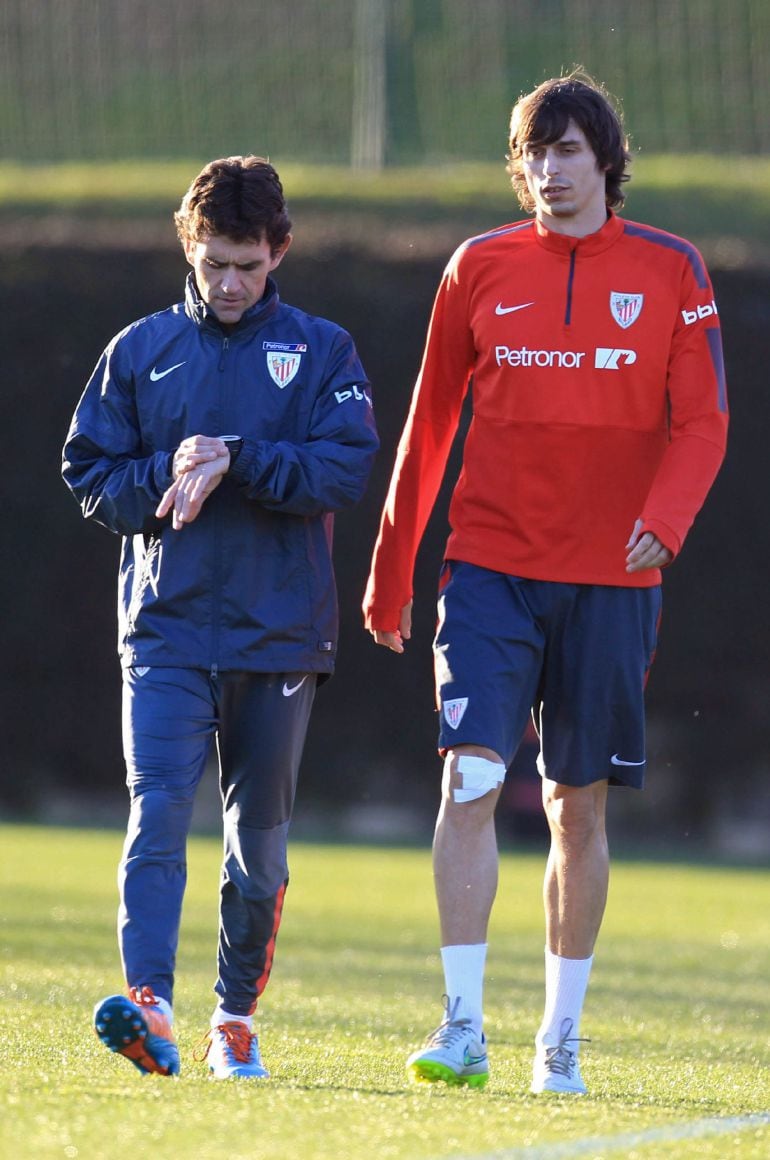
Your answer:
[507,70,631,212]
[174,156,292,253]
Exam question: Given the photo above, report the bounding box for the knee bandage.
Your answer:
[449,754,506,803]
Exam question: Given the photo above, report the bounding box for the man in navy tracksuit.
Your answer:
[62,156,378,1079]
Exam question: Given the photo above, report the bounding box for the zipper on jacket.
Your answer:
[208,466,225,674]
[564,248,576,326]
[209,333,230,672]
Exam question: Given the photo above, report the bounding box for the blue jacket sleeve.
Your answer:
[228,331,379,515]
[61,341,174,536]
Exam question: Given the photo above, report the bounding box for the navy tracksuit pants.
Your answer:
[119,666,316,1015]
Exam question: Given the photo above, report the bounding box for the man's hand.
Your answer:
[156,452,229,529]
[371,601,413,654]
[172,435,229,479]
[625,519,673,573]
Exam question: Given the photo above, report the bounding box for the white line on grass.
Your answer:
[448,1113,770,1160]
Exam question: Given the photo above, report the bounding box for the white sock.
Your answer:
[211,1008,253,1031]
[440,943,487,1037]
[536,947,593,1050]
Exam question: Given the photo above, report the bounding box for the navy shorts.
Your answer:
[433,561,662,788]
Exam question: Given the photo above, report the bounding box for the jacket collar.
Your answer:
[184,273,281,338]
[534,209,624,257]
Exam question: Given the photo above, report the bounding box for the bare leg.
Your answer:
[408,755,499,1085]
[542,778,609,958]
[530,778,609,1093]
[433,746,504,946]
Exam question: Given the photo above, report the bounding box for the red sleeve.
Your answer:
[638,260,728,558]
[363,251,475,632]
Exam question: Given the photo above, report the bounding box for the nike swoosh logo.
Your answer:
[463,1050,488,1066]
[611,753,646,766]
[282,676,308,697]
[495,301,534,315]
[150,361,186,381]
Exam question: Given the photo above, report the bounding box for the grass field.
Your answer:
[2,156,770,253]
[1,824,768,1159]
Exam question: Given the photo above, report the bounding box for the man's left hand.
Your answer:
[625,519,673,573]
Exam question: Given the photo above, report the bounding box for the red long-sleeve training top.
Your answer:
[364,212,728,634]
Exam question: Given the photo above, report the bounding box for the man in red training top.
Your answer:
[363,71,727,1094]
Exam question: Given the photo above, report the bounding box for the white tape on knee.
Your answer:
[450,754,506,803]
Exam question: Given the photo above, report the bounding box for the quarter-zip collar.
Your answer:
[184,272,281,339]
[534,209,623,258]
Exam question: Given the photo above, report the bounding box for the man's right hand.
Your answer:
[157,449,230,529]
[371,601,413,654]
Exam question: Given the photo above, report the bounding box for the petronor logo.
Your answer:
[594,347,637,370]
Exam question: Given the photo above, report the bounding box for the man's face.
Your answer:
[521,118,607,234]
[184,233,291,325]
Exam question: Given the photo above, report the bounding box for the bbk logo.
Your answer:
[681,299,718,326]
[334,384,370,405]
[595,348,637,370]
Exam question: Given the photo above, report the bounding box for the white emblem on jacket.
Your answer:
[266,351,302,388]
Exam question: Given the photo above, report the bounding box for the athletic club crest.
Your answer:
[266,351,302,388]
[443,697,469,730]
[610,292,644,329]
[263,341,307,388]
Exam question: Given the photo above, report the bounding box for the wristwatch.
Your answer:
[221,435,244,468]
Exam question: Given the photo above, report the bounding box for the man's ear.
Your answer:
[269,233,293,272]
[182,236,197,265]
